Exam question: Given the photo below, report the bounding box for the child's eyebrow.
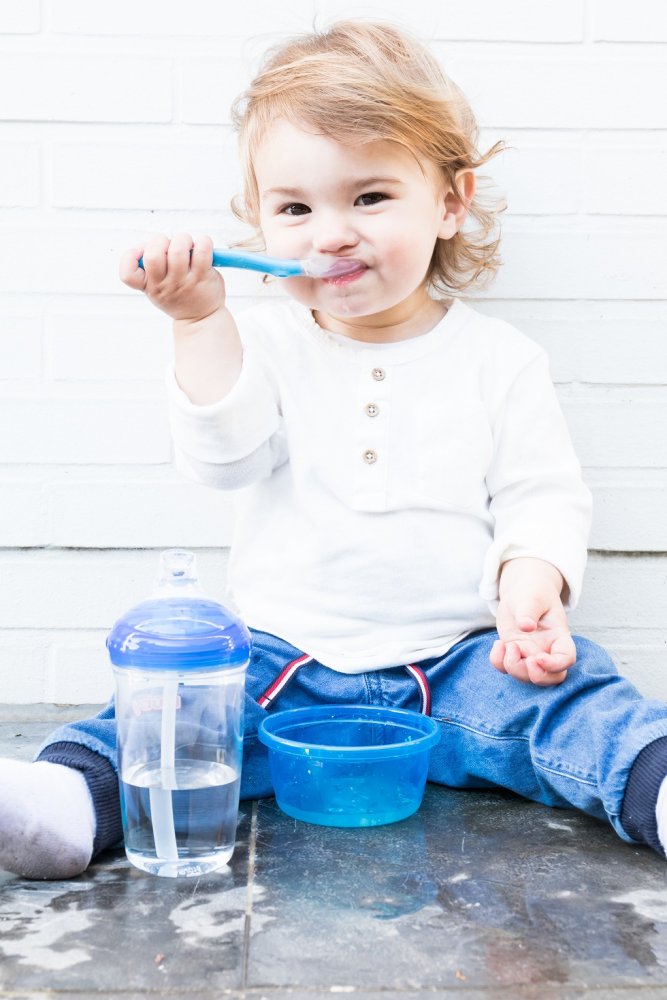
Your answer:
[261,176,405,200]
[351,175,404,189]
[262,186,305,199]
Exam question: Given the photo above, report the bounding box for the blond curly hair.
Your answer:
[231,20,505,295]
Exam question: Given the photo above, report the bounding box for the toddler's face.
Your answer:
[254,119,461,339]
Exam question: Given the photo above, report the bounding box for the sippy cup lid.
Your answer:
[106,549,251,672]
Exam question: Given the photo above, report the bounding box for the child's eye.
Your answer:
[355,192,387,207]
[282,203,310,216]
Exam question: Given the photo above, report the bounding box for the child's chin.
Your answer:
[288,282,378,320]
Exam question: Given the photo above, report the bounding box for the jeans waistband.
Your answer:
[257,655,432,715]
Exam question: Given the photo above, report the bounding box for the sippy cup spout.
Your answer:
[155,548,201,596]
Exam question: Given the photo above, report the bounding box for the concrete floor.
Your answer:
[1,716,667,999]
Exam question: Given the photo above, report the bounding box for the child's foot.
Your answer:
[0,759,95,879]
[657,775,667,858]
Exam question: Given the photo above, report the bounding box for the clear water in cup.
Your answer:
[120,758,240,877]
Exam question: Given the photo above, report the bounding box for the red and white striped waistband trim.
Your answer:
[257,654,313,709]
[257,655,432,715]
[404,663,431,717]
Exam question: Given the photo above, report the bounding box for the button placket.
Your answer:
[359,364,390,469]
[341,360,391,507]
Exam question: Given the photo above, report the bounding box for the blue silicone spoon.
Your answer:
[137,248,361,279]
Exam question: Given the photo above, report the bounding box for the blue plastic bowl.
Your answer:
[258,704,440,827]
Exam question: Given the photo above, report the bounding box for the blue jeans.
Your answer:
[40,628,667,844]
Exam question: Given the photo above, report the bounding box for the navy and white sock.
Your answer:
[621,735,667,859]
[657,775,667,857]
[0,759,95,879]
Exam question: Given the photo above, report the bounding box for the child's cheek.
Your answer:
[263,230,302,261]
[378,242,410,276]
[384,230,435,276]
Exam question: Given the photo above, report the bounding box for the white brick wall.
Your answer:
[1,1,666,705]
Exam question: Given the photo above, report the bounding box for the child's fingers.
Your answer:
[502,657,531,684]
[190,235,214,278]
[490,639,504,664]
[492,639,539,681]
[501,641,531,681]
[527,634,576,677]
[494,635,572,686]
[512,638,539,663]
[531,651,574,675]
[489,639,507,671]
[550,632,577,669]
[501,640,542,683]
[166,232,196,282]
[527,634,575,683]
[119,246,147,290]
[141,234,171,282]
[526,657,568,686]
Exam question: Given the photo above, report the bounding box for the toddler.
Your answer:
[2,20,666,879]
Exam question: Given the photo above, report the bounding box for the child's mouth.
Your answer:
[322,265,367,287]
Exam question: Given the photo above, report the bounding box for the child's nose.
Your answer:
[310,213,358,253]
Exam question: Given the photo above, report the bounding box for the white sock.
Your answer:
[657,775,667,858]
[0,759,96,879]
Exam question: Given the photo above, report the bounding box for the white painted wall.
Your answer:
[0,0,666,704]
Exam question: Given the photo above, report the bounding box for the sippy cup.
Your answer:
[107,549,251,878]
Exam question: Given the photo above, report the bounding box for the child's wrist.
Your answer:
[173,306,230,337]
[499,557,564,600]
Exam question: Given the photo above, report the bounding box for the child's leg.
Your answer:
[0,701,120,879]
[658,777,667,851]
[424,630,667,857]
[0,760,96,879]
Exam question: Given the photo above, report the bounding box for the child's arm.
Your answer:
[489,556,576,686]
[119,233,242,404]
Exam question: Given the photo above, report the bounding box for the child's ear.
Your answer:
[438,169,475,240]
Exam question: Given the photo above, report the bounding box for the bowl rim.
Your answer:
[257,703,440,759]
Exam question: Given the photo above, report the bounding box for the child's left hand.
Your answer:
[490,558,576,686]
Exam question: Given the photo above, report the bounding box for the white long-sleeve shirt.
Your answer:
[166,298,592,673]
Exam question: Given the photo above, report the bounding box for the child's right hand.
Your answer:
[119,233,226,324]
